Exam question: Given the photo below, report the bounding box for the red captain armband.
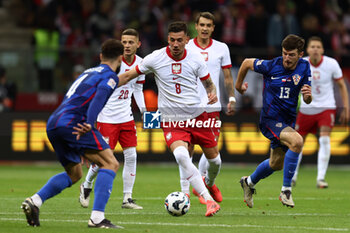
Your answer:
[135,65,144,75]
[200,74,210,81]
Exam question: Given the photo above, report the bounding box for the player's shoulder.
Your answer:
[322,55,339,65]
[211,39,229,48]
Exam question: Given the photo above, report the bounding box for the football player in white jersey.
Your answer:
[181,12,236,204]
[79,29,146,209]
[293,36,349,188]
[118,21,221,217]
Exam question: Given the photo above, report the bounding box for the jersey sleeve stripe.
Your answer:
[136,80,145,84]
[135,65,143,75]
[334,76,343,81]
[200,74,210,81]
[221,64,232,69]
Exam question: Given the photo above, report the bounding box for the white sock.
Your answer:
[123,147,137,195]
[247,176,255,188]
[198,153,208,177]
[84,164,99,189]
[205,153,221,187]
[123,193,132,202]
[173,146,212,201]
[179,165,190,195]
[317,136,331,181]
[292,151,303,181]
[90,210,104,224]
[281,186,292,192]
[31,194,42,208]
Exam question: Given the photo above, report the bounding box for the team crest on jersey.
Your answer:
[200,52,208,61]
[312,70,320,80]
[292,74,301,85]
[172,63,182,74]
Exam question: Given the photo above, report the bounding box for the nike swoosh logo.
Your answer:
[271,76,282,80]
[172,77,179,80]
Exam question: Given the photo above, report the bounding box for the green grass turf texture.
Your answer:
[0,163,349,233]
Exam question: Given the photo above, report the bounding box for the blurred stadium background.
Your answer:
[0,0,349,164]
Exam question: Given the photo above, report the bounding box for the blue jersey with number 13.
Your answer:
[254,57,311,124]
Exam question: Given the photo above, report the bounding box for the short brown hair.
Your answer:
[168,21,187,34]
[195,12,215,24]
[122,28,139,38]
[101,39,124,60]
[281,34,305,53]
[307,36,323,47]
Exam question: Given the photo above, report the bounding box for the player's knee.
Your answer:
[123,147,137,163]
[110,159,119,172]
[289,134,303,153]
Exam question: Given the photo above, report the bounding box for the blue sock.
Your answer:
[283,150,300,187]
[250,159,275,184]
[93,169,116,212]
[37,172,72,202]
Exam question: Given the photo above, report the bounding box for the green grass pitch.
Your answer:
[0,163,349,233]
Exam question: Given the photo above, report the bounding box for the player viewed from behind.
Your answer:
[21,39,125,229]
[80,29,145,210]
[181,11,236,204]
[235,34,312,208]
[292,36,349,188]
[118,21,221,217]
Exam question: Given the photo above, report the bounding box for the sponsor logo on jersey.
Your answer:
[292,74,301,85]
[275,122,282,128]
[107,78,117,89]
[200,52,208,61]
[143,110,161,129]
[256,60,264,66]
[172,63,182,74]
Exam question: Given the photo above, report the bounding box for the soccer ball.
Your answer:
[164,191,190,216]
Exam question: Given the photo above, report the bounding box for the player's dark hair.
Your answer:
[122,28,139,38]
[168,21,187,34]
[195,12,215,24]
[281,34,305,53]
[101,39,124,60]
[307,36,323,47]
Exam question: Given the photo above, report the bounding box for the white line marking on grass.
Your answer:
[1,197,348,201]
[1,217,348,231]
[1,211,347,217]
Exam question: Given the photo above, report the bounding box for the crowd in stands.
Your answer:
[5,0,350,110]
[11,0,350,59]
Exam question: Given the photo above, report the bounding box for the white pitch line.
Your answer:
[1,196,348,201]
[1,211,348,217]
[0,217,348,232]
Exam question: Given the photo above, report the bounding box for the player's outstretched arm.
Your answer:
[118,68,140,87]
[201,76,218,105]
[235,58,255,95]
[336,78,350,124]
[301,84,312,104]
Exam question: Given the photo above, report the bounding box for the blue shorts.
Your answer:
[47,127,110,167]
[259,117,295,151]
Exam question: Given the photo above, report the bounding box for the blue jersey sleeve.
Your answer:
[302,63,312,86]
[253,59,273,76]
[86,75,119,126]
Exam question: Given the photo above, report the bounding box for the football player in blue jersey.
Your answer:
[21,39,125,229]
[235,34,312,208]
